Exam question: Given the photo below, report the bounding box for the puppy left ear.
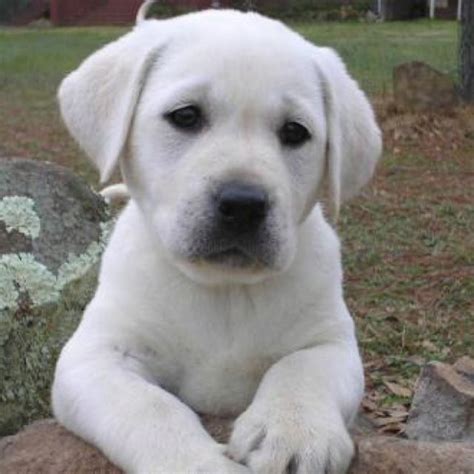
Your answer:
[315,47,382,221]
[58,26,164,183]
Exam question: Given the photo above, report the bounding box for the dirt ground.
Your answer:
[343,101,474,434]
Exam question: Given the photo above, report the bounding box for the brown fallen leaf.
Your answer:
[385,409,408,420]
[378,422,405,435]
[373,416,406,428]
[362,398,378,412]
[383,380,413,398]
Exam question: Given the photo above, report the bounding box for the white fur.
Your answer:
[53,8,381,474]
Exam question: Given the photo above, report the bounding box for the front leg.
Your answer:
[52,318,249,473]
[227,339,364,474]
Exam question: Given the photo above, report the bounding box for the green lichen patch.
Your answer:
[56,221,112,288]
[0,254,59,312]
[0,196,41,239]
[0,220,113,316]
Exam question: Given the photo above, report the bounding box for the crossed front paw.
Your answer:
[134,443,250,474]
[227,405,354,474]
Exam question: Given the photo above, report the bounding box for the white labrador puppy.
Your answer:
[52,4,381,473]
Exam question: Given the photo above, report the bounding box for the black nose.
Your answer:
[216,182,269,230]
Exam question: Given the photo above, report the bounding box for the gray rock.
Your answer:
[393,61,459,112]
[406,358,474,441]
[0,158,108,271]
[0,158,111,435]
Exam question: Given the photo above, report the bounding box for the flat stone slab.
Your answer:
[0,420,120,474]
[351,436,474,474]
[2,419,473,474]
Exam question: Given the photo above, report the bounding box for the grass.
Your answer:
[296,20,458,94]
[340,108,474,416]
[0,19,471,424]
[0,20,459,181]
[0,27,125,182]
[0,20,458,92]
[341,150,473,361]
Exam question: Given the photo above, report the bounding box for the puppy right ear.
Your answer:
[314,47,382,221]
[58,27,163,183]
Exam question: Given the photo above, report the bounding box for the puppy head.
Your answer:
[59,10,381,285]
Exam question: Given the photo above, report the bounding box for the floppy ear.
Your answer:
[315,47,382,221]
[58,26,163,183]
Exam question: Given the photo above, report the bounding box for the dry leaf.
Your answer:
[383,380,413,398]
[378,422,405,435]
[373,416,405,427]
[386,410,408,420]
[362,398,378,412]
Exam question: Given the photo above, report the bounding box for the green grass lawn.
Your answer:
[296,20,458,94]
[0,20,459,94]
[0,19,472,428]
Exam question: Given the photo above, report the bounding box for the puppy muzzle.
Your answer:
[183,181,279,269]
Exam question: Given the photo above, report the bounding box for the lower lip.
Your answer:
[205,248,255,267]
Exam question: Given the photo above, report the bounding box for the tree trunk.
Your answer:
[460,0,474,101]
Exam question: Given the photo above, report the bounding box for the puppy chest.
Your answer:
[176,352,274,416]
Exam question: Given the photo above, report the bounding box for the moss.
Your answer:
[0,402,26,435]
[0,196,41,239]
[0,218,114,435]
[0,265,100,436]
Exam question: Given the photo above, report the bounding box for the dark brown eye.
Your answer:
[279,122,311,147]
[166,105,202,130]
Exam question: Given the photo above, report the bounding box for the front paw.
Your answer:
[227,406,354,474]
[136,443,250,474]
[195,457,250,473]
[195,445,252,474]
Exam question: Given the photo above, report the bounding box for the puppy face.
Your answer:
[125,23,327,284]
[58,11,381,285]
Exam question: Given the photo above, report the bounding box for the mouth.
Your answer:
[204,247,259,268]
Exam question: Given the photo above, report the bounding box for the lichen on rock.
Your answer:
[0,221,113,315]
[57,221,112,288]
[0,196,41,239]
[0,158,112,436]
[0,253,59,312]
